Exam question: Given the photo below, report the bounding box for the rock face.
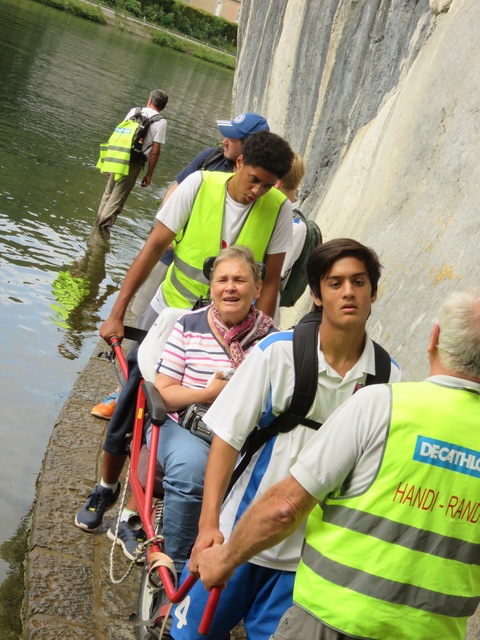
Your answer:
[235,0,480,381]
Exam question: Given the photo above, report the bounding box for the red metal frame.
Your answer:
[110,337,221,635]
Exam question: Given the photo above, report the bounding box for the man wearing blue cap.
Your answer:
[163,112,270,201]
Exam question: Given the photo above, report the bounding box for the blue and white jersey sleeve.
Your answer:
[203,331,297,451]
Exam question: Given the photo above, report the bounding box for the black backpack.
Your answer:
[129,107,164,165]
[199,146,235,172]
[279,209,322,308]
[225,311,391,495]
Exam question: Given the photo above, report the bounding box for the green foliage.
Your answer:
[143,0,237,51]
[118,0,142,17]
[151,30,235,70]
[35,0,107,22]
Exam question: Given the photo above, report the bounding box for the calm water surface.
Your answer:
[0,0,233,609]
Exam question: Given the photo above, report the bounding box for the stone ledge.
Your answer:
[21,336,141,640]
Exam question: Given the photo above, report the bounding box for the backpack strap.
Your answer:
[225,312,322,496]
[225,316,392,498]
[132,109,165,158]
[200,147,231,171]
[366,341,391,385]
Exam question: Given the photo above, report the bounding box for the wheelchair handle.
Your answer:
[109,335,128,379]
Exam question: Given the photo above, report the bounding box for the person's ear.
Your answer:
[371,289,377,303]
[428,323,440,356]
[310,288,322,308]
[253,280,262,301]
[236,154,244,170]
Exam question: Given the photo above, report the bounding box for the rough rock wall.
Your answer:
[235,0,480,381]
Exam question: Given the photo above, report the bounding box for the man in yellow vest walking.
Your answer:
[196,287,480,640]
[95,88,168,230]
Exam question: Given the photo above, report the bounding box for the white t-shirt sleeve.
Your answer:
[150,118,166,144]
[266,198,293,255]
[204,343,274,451]
[290,384,392,500]
[155,171,203,234]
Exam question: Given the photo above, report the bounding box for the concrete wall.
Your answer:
[235,0,480,381]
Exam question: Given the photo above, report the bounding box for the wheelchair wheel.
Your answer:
[135,503,167,640]
[136,566,166,639]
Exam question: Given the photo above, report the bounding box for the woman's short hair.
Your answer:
[437,287,480,379]
[211,246,262,283]
[307,238,382,300]
[279,152,305,192]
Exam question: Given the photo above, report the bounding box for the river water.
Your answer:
[0,0,232,627]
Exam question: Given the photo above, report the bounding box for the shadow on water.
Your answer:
[50,226,118,360]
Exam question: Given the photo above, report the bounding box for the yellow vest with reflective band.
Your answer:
[96,118,138,181]
[294,381,480,640]
[162,171,286,309]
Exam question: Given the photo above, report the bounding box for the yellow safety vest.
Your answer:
[96,118,138,181]
[294,381,480,640]
[162,171,286,309]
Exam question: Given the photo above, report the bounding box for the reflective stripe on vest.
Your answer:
[294,382,480,640]
[96,120,138,178]
[162,171,286,309]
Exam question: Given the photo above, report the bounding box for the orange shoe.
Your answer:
[91,391,117,420]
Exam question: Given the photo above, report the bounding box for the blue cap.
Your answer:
[216,112,270,140]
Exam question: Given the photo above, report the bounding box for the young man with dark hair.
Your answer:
[100,129,294,341]
[96,89,169,230]
[196,288,480,640]
[75,131,295,544]
[174,238,401,640]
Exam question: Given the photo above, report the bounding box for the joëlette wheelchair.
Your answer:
[108,258,266,638]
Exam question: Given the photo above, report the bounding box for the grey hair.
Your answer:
[149,89,168,111]
[212,246,262,283]
[437,287,480,378]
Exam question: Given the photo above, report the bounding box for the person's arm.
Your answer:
[188,435,239,573]
[197,475,316,590]
[257,252,285,317]
[141,142,161,187]
[154,371,228,411]
[99,221,176,342]
[188,345,276,573]
[162,180,178,204]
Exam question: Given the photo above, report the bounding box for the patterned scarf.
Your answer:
[210,300,275,369]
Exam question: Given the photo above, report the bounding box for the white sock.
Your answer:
[99,479,118,491]
[120,508,138,523]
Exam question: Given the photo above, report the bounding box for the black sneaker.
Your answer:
[107,515,147,563]
[75,483,120,532]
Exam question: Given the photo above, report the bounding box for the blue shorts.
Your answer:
[170,562,295,640]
